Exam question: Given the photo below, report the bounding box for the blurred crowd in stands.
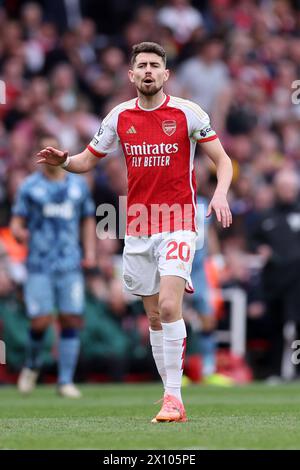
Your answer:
[1,0,300,383]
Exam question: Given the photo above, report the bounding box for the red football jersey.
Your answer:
[87,95,217,236]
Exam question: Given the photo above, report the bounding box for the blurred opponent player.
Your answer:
[191,196,233,386]
[36,42,232,421]
[11,134,96,398]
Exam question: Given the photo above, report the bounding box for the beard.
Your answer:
[136,82,163,97]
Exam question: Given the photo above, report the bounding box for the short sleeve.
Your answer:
[12,183,30,218]
[188,103,218,143]
[87,110,119,158]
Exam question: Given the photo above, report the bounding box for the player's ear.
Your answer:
[128,69,135,83]
[163,68,170,83]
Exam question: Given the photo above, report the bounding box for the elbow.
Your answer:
[225,153,233,174]
[225,152,232,164]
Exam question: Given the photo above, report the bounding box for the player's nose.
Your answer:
[144,72,153,80]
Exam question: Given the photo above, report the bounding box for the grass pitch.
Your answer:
[0,382,300,449]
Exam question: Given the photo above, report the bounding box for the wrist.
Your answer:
[214,189,227,196]
[60,156,70,169]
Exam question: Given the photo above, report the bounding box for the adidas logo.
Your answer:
[126,125,137,134]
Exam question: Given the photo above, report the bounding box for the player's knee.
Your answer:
[59,314,83,329]
[31,316,52,332]
[201,315,216,332]
[159,298,178,322]
[147,311,161,329]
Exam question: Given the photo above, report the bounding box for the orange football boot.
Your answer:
[151,394,187,423]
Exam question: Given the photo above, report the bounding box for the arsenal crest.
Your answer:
[162,120,176,136]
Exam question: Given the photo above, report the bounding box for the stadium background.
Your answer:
[1,0,300,386]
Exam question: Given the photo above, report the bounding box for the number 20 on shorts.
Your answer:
[166,241,191,262]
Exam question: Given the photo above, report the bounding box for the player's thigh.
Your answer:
[158,230,196,282]
[55,271,84,315]
[123,236,159,296]
[24,272,55,318]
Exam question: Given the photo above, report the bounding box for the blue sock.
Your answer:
[58,329,80,385]
[199,331,216,377]
[25,329,45,370]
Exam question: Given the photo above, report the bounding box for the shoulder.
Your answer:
[19,172,41,192]
[168,96,209,120]
[103,98,137,125]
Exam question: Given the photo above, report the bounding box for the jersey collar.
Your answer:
[136,94,170,111]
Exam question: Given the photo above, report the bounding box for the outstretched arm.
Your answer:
[36,147,100,173]
[200,138,233,228]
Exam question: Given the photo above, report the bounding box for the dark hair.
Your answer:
[131,42,167,66]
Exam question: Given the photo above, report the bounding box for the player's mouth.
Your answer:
[143,78,154,85]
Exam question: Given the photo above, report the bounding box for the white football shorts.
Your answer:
[123,230,197,296]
